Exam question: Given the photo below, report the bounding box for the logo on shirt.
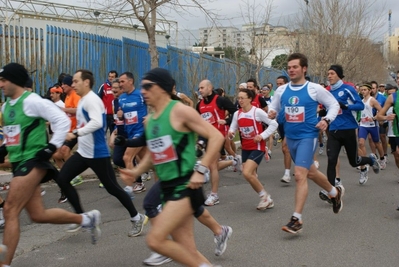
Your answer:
[152,124,160,136]
[338,91,344,97]
[288,96,300,105]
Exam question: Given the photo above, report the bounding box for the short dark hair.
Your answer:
[287,53,308,68]
[109,70,118,77]
[57,73,68,85]
[76,69,94,88]
[276,75,288,83]
[214,88,224,96]
[370,81,378,87]
[120,71,135,83]
[239,88,255,100]
[246,78,258,87]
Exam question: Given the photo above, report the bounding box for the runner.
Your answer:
[120,67,226,266]
[268,54,344,234]
[0,63,100,267]
[57,69,146,237]
[228,88,278,210]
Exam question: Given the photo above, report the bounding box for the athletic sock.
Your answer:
[131,214,141,222]
[258,190,266,198]
[329,187,338,198]
[81,214,91,226]
[125,186,133,193]
[293,212,302,221]
[284,169,290,176]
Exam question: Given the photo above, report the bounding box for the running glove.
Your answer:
[0,145,8,163]
[114,135,126,146]
[35,143,57,161]
[339,102,348,110]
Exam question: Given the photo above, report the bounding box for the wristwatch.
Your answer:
[322,118,331,125]
[72,129,79,137]
[194,163,209,175]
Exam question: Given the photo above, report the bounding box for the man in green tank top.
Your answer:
[0,63,101,266]
[120,68,225,267]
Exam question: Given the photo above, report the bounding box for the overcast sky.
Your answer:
[51,0,398,43]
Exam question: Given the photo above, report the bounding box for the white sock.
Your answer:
[329,187,338,198]
[125,186,133,193]
[293,212,302,220]
[199,264,212,267]
[131,213,141,222]
[258,190,266,198]
[81,214,91,226]
[284,169,290,176]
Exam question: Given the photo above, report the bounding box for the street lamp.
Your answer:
[93,11,101,35]
[165,34,170,46]
[133,24,139,40]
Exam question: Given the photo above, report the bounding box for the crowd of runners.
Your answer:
[0,52,398,266]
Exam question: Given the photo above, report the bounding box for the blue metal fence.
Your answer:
[0,24,283,97]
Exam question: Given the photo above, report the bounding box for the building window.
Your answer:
[204,30,207,33]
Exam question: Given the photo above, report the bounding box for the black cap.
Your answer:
[62,75,73,86]
[142,68,174,93]
[385,84,397,91]
[0,63,29,87]
[329,65,345,79]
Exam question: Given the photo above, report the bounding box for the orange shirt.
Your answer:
[64,90,81,132]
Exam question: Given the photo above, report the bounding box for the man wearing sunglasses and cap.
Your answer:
[120,68,225,267]
[0,63,99,266]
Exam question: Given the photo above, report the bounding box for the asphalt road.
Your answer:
[3,144,399,267]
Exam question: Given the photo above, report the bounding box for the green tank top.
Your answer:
[3,92,47,163]
[146,100,196,182]
[393,92,399,136]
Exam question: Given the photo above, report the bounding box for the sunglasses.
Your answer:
[141,82,157,90]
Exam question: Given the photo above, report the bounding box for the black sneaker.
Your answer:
[319,190,332,204]
[58,193,68,204]
[282,216,303,234]
[330,185,345,214]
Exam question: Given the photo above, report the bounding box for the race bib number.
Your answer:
[3,125,21,146]
[285,106,304,123]
[239,126,256,139]
[147,135,178,165]
[201,112,216,124]
[124,111,138,125]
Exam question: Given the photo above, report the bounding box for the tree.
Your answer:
[291,0,386,83]
[224,46,247,62]
[91,0,216,69]
[271,54,288,70]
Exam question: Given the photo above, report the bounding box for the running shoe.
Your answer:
[234,155,242,174]
[330,185,345,214]
[58,193,68,204]
[273,132,279,146]
[141,172,150,182]
[379,159,387,170]
[83,210,101,244]
[319,190,332,204]
[281,173,291,183]
[129,214,148,237]
[282,216,303,234]
[318,145,324,155]
[41,189,46,196]
[70,175,83,187]
[264,146,270,163]
[314,160,319,169]
[214,225,233,256]
[66,223,82,233]
[133,183,146,193]
[123,186,135,200]
[204,194,220,206]
[257,194,274,210]
[359,169,368,185]
[143,252,172,266]
[99,183,104,188]
[335,178,342,186]
[369,154,380,174]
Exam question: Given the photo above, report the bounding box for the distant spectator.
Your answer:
[98,70,118,135]
[44,72,67,101]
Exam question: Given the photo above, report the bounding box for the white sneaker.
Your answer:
[257,194,274,210]
[66,223,82,233]
[205,194,219,206]
[379,159,387,170]
[281,173,291,183]
[314,160,320,169]
[234,155,242,174]
[143,252,172,266]
[359,169,369,185]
